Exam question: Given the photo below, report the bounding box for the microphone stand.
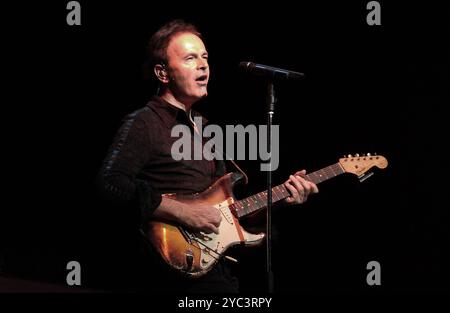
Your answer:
[240,61,304,292]
[266,81,276,293]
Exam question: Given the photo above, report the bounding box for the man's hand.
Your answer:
[283,170,319,205]
[179,202,222,235]
[153,197,222,234]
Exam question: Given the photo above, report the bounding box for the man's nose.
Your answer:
[197,59,208,70]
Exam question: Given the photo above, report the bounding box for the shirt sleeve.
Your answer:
[97,112,162,219]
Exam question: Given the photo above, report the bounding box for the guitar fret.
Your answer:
[318,173,324,183]
[258,193,266,203]
[257,194,264,203]
[279,186,285,199]
[279,185,288,197]
[333,164,341,175]
[319,169,329,181]
[318,170,327,182]
[272,189,279,201]
[325,166,332,177]
[328,166,335,177]
[308,172,319,184]
[326,167,334,178]
[333,163,344,175]
[325,167,333,178]
[274,186,281,200]
[243,199,249,215]
[247,200,252,214]
[251,196,258,208]
[254,195,260,207]
[253,195,258,208]
[308,172,322,184]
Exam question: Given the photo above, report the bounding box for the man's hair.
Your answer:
[146,19,202,69]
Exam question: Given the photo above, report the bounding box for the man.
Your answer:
[98,19,318,292]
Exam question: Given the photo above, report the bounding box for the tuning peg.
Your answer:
[355,153,360,157]
[347,154,352,158]
[367,153,371,157]
[374,152,377,156]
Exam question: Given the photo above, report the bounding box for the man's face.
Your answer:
[165,32,209,104]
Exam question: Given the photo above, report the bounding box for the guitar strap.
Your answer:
[225,158,249,185]
[189,110,249,185]
[213,145,248,185]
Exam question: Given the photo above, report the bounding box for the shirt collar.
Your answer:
[146,96,208,129]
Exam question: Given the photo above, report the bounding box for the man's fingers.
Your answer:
[293,169,318,194]
[283,171,319,205]
[311,182,319,194]
[290,175,306,196]
[293,169,307,177]
[285,179,299,200]
[200,223,219,234]
[209,225,219,235]
[300,178,318,194]
[211,215,222,227]
[295,174,319,195]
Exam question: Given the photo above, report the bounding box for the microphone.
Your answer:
[239,61,304,81]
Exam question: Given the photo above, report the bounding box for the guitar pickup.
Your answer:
[358,171,374,182]
[198,232,213,241]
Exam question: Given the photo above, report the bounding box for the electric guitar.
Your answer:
[146,154,388,278]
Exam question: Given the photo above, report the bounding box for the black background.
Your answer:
[2,0,449,296]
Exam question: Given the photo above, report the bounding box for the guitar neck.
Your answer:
[233,162,345,218]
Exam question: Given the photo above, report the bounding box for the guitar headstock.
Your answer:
[339,153,388,179]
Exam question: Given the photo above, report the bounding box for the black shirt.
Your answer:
[99,96,226,219]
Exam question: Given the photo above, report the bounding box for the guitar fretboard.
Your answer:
[232,162,345,218]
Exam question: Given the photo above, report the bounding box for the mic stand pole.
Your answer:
[266,81,276,293]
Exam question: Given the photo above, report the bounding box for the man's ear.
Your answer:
[154,64,169,83]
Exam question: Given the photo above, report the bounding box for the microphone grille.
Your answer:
[239,61,254,71]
